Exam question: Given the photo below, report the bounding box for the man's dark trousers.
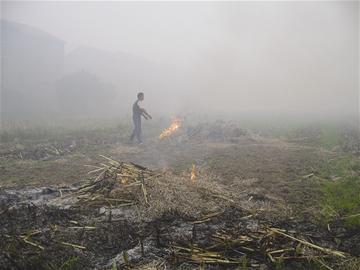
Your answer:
[130,116,142,143]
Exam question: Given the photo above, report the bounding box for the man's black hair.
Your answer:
[137,92,144,99]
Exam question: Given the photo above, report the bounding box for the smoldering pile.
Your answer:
[61,155,236,221]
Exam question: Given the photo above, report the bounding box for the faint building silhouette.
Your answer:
[1,20,65,120]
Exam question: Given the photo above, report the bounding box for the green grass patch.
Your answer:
[318,154,360,227]
[316,155,360,179]
[321,176,360,227]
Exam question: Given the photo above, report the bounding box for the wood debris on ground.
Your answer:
[69,155,162,207]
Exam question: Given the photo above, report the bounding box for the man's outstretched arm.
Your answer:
[140,108,152,119]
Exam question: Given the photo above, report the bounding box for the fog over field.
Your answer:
[1,1,359,122]
[1,3,360,269]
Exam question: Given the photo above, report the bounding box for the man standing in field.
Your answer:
[130,92,152,144]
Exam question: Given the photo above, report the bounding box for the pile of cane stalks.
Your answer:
[73,155,163,208]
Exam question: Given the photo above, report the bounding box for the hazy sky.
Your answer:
[1,1,359,118]
[2,1,222,66]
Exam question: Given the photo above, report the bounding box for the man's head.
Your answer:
[137,92,144,101]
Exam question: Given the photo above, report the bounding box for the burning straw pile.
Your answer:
[67,155,235,221]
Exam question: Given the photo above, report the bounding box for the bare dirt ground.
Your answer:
[0,126,330,217]
[0,121,359,269]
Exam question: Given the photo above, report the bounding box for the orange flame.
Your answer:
[159,118,182,139]
[121,177,128,185]
[190,164,196,182]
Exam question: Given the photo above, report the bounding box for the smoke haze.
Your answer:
[1,1,359,122]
